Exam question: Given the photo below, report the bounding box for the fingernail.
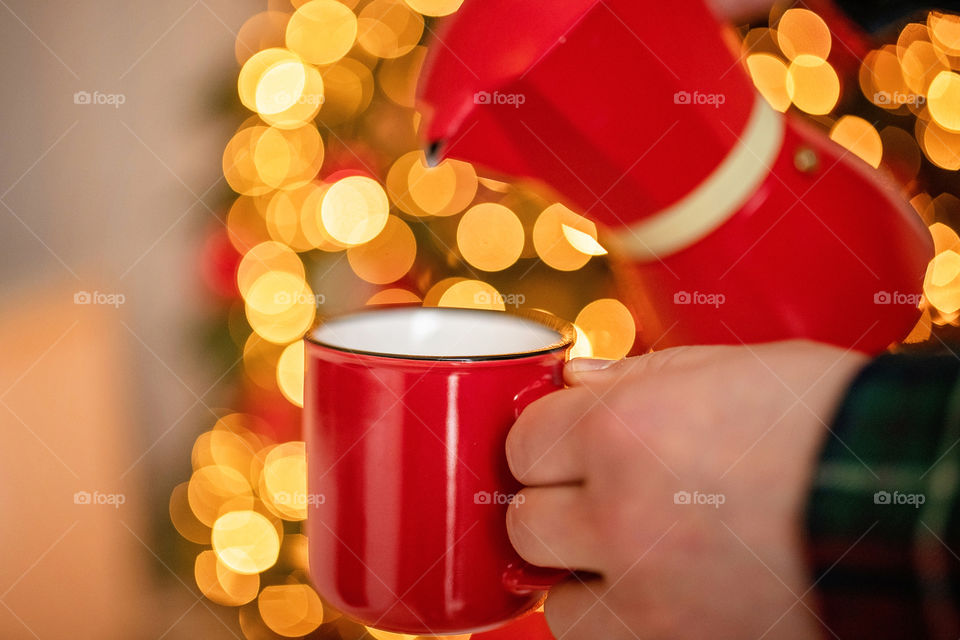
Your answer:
[566,358,616,374]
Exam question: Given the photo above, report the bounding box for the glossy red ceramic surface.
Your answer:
[304,311,569,634]
[419,0,933,354]
[614,114,933,353]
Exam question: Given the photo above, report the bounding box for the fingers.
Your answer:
[507,486,606,574]
[564,346,720,387]
[507,387,590,486]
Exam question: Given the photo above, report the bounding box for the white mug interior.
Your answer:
[310,307,567,359]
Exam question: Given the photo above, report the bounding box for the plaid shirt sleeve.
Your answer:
[806,351,960,640]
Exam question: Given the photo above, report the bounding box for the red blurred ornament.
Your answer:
[199,224,241,300]
[321,138,383,181]
[239,382,302,443]
[418,0,932,354]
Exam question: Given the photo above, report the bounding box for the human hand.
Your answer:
[505,340,868,640]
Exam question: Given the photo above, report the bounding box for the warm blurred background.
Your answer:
[1,0,959,638]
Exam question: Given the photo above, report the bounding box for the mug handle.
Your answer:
[502,377,574,596]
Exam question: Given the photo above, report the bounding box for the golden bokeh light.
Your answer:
[562,224,608,256]
[386,150,431,216]
[170,481,211,545]
[238,49,325,128]
[378,46,427,107]
[260,441,309,521]
[237,241,305,301]
[366,288,422,305]
[925,250,960,314]
[347,214,417,283]
[214,412,267,439]
[904,307,934,344]
[318,58,375,125]
[242,264,317,345]
[321,176,390,246]
[933,309,960,327]
[829,116,883,168]
[188,465,254,527]
[900,40,950,96]
[246,286,316,345]
[235,11,290,66]
[860,46,912,109]
[422,277,467,306]
[533,204,600,271]
[227,196,272,253]
[244,333,285,389]
[195,550,260,607]
[285,0,358,65]
[776,9,831,61]
[279,533,310,572]
[438,280,506,311]
[254,125,325,192]
[239,48,299,111]
[575,299,636,360]
[408,153,478,216]
[931,194,960,221]
[478,176,511,193]
[918,119,960,171]
[258,584,324,637]
[402,0,464,17]
[929,11,960,55]
[568,323,594,359]
[276,341,305,408]
[193,426,259,477]
[224,125,274,196]
[245,270,308,315]
[255,61,307,115]
[912,193,935,222]
[299,182,349,251]
[741,28,782,59]
[212,510,282,575]
[265,184,324,251]
[262,69,325,129]
[457,203,524,271]
[927,71,960,132]
[930,222,960,254]
[746,53,791,112]
[897,22,932,58]
[786,54,840,115]
[357,0,424,59]
[931,250,960,286]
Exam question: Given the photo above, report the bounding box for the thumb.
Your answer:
[564,346,716,386]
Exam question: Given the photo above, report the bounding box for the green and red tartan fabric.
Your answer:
[807,351,960,639]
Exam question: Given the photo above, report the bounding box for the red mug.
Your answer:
[304,306,575,634]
